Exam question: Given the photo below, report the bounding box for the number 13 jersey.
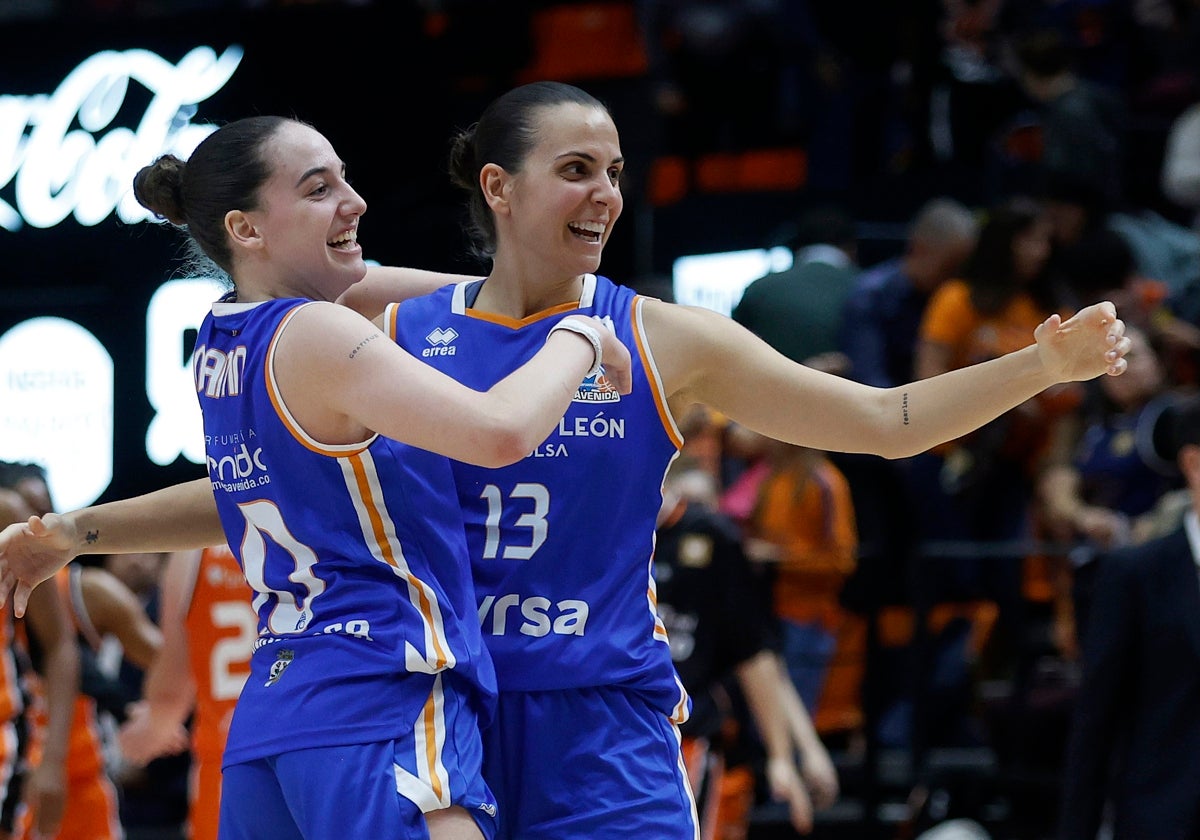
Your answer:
[389,274,689,723]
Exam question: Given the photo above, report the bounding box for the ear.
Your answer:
[225,209,264,251]
[480,163,511,216]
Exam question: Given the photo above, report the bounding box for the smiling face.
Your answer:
[234,121,368,301]
[494,102,624,281]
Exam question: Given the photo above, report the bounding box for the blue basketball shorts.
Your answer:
[218,675,497,839]
[483,685,699,839]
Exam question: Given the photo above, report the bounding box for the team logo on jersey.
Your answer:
[266,648,294,686]
[423,327,458,357]
[573,371,621,403]
[573,315,620,402]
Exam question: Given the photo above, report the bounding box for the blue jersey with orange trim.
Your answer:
[388,275,689,721]
[194,296,497,766]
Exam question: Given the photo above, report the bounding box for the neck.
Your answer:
[474,271,586,318]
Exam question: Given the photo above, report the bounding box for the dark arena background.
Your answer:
[1,1,868,510]
[3,3,1197,839]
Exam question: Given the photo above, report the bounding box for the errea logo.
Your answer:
[423,327,458,357]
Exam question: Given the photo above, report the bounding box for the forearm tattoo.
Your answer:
[902,392,910,425]
[85,530,99,545]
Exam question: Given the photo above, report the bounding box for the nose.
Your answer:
[345,185,367,217]
[593,175,620,208]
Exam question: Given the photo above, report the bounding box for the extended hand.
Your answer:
[0,514,81,617]
[118,701,190,766]
[1034,301,1130,383]
[766,755,815,834]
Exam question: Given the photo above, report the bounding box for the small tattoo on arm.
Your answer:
[85,530,99,545]
[349,334,380,359]
[902,392,910,425]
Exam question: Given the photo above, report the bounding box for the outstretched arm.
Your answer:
[646,299,1129,460]
[0,478,221,617]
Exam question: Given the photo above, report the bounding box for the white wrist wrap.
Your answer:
[548,319,604,380]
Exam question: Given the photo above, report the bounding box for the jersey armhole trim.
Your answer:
[632,296,684,449]
[265,302,377,457]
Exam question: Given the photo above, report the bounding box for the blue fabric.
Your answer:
[482,686,698,839]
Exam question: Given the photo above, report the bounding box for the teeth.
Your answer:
[329,229,357,246]
[570,221,605,235]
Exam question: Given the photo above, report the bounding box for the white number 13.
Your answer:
[481,483,549,560]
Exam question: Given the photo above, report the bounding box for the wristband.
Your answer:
[548,318,604,379]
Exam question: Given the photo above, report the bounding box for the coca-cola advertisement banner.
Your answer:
[0,4,514,509]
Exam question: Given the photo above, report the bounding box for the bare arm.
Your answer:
[644,299,1129,460]
[21,583,81,837]
[118,548,198,766]
[0,478,221,617]
[735,650,815,834]
[335,266,481,320]
[771,652,839,809]
[80,566,163,670]
[277,302,631,467]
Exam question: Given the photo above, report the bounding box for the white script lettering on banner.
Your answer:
[0,45,243,231]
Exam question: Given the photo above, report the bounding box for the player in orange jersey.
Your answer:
[119,546,253,840]
[18,561,162,840]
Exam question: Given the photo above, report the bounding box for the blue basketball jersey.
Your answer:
[388,275,690,722]
[193,296,497,766]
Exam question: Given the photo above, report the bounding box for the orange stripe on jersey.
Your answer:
[466,300,579,329]
[631,296,684,449]
[264,303,373,457]
[347,453,450,672]
[422,687,444,801]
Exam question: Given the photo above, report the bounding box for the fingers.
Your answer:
[0,572,11,610]
[13,583,31,619]
[27,514,47,536]
[787,785,815,835]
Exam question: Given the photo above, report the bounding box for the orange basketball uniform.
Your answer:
[182,546,253,840]
[19,567,122,840]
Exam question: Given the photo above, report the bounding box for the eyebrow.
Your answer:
[556,152,624,165]
[294,163,345,188]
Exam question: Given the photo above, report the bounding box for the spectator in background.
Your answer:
[1013,27,1126,208]
[915,195,1074,544]
[654,458,837,838]
[915,197,1078,694]
[835,196,980,756]
[742,440,861,742]
[732,204,859,375]
[1058,393,1200,840]
[1162,99,1200,233]
[841,197,979,389]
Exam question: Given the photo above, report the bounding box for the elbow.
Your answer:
[475,423,538,468]
[878,440,925,460]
